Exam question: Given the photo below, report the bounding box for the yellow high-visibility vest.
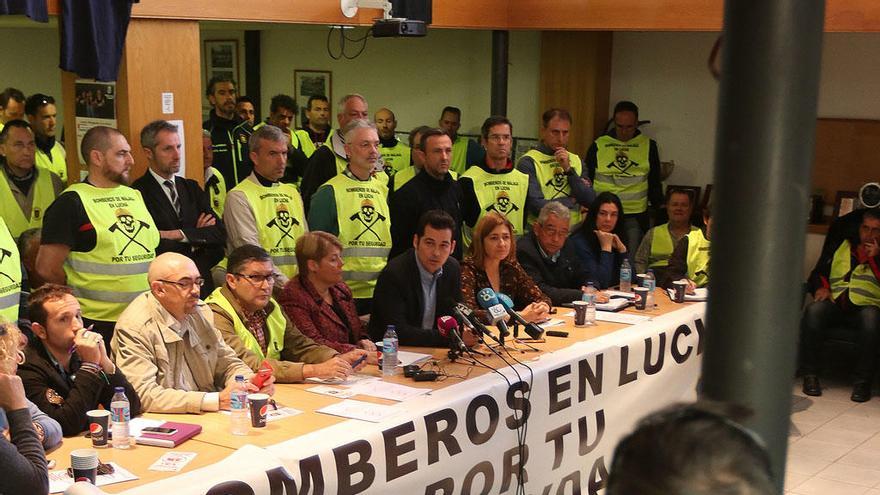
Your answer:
[35,141,67,182]
[685,228,710,287]
[830,240,880,306]
[519,148,584,228]
[461,166,529,245]
[0,167,56,238]
[231,179,306,279]
[205,166,227,216]
[593,134,651,214]
[649,224,698,268]
[64,183,159,322]
[0,217,21,322]
[206,288,286,360]
[322,173,391,299]
[450,135,473,176]
[379,140,411,176]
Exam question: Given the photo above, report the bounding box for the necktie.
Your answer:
[164,179,181,216]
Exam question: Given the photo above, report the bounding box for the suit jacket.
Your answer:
[516,231,588,306]
[369,249,462,346]
[132,172,226,295]
[18,341,142,437]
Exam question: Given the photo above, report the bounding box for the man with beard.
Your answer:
[202,76,253,189]
[37,126,159,347]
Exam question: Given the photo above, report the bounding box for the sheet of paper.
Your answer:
[395,350,433,367]
[538,318,565,328]
[307,385,356,399]
[306,373,378,386]
[595,311,652,324]
[149,451,197,472]
[50,462,138,493]
[595,298,631,312]
[265,406,303,422]
[316,399,399,423]
[347,380,431,402]
[605,290,636,299]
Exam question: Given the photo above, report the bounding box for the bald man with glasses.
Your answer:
[112,252,274,414]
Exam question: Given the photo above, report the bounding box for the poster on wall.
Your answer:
[204,39,240,83]
[294,69,332,128]
[74,80,117,176]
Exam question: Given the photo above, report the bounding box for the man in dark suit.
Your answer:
[370,210,478,347]
[132,120,226,297]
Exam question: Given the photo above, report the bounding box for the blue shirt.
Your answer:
[414,252,443,330]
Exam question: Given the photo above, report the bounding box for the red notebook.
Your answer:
[135,421,202,448]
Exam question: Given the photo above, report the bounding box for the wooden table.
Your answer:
[47,292,697,493]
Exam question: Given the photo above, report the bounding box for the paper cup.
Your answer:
[572,300,588,327]
[248,393,270,428]
[633,287,648,310]
[71,449,99,484]
[635,273,647,287]
[673,281,688,303]
[86,410,110,448]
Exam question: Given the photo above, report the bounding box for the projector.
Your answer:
[371,18,427,38]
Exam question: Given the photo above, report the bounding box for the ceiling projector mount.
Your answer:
[340,0,427,38]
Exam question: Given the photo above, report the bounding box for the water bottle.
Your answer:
[230,375,249,436]
[644,269,656,309]
[585,295,596,326]
[382,325,398,376]
[583,282,596,304]
[110,387,131,449]
[619,259,632,292]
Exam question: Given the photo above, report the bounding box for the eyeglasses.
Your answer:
[158,278,205,291]
[487,134,511,142]
[234,273,275,286]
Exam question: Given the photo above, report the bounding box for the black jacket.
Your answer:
[389,170,463,259]
[132,172,226,297]
[203,111,253,189]
[301,144,343,213]
[369,249,462,346]
[516,231,588,306]
[18,342,142,437]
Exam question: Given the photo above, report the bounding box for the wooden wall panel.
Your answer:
[539,31,612,157]
[118,19,204,184]
[48,0,880,31]
[811,118,880,208]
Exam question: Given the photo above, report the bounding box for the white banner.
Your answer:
[101,304,705,495]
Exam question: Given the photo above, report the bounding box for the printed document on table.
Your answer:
[50,462,138,493]
[347,380,431,401]
[316,399,399,423]
[595,311,652,324]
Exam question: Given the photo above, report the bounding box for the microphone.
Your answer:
[476,288,511,339]
[453,302,501,345]
[497,293,545,340]
[437,315,467,354]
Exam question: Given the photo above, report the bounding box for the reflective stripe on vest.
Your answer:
[460,166,529,245]
[64,183,159,321]
[326,174,391,299]
[379,140,412,176]
[593,134,651,214]
[0,217,21,322]
[206,167,228,217]
[232,179,306,279]
[450,136,471,176]
[519,148,584,228]
[685,229,710,287]
[206,288,285,360]
[0,167,56,238]
[830,240,880,306]
[649,224,698,268]
[35,142,67,183]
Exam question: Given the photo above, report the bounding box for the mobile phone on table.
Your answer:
[141,426,178,436]
[252,360,274,388]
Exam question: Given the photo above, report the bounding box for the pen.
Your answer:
[352,354,367,368]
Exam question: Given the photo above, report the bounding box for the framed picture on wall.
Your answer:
[204,40,240,84]
[833,190,859,219]
[294,70,332,128]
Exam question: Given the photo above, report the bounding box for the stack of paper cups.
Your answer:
[70,449,99,484]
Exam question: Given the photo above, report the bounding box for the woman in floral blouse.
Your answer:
[461,212,551,323]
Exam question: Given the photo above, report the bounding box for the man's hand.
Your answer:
[553,148,571,172]
[461,328,479,347]
[814,287,832,302]
[96,338,115,374]
[304,357,352,381]
[595,230,615,252]
[340,349,370,371]
[159,230,184,240]
[196,213,216,228]
[0,374,28,411]
[218,380,260,410]
[257,375,275,396]
[73,328,104,365]
[580,288,610,304]
[678,278,697,295]
[865,239,880,259]
[358,339,377,353]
